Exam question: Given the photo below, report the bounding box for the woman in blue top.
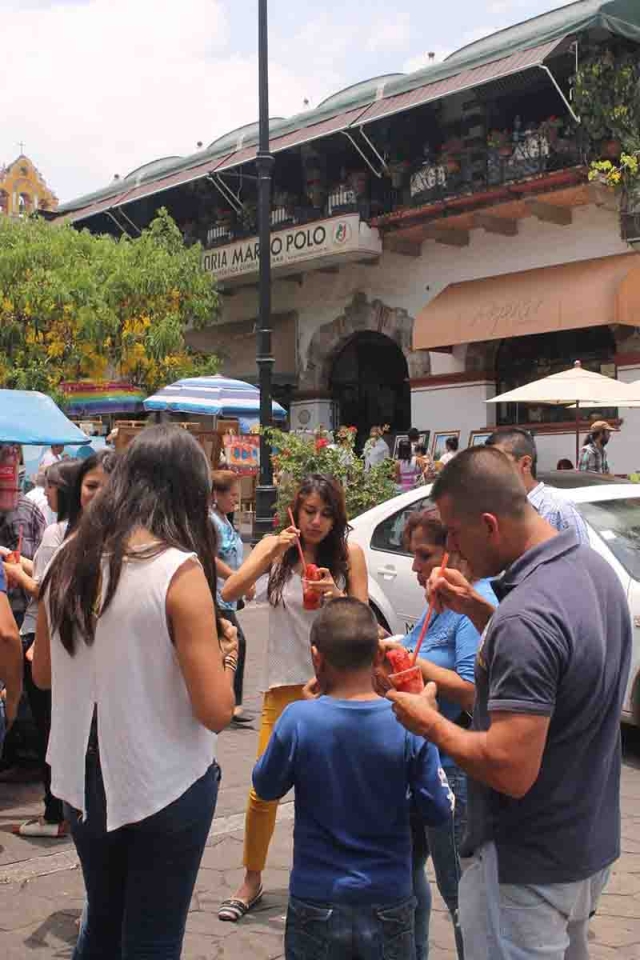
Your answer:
[392,509,497,960]
[210,471,254,725]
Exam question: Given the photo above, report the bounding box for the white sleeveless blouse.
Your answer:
[256,569,346,691]
[47,547,216,832]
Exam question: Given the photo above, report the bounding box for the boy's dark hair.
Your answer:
[486,427,538,479]
[432,446,528,520]
[445,436,459,452]
[310,597,378,671]
[408,427,420,442]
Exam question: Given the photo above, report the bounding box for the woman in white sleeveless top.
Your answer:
[33,426,237,960]
[217,474,368,922]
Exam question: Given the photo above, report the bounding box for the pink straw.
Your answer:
[287,508,306,574]
[16,524,23,560]
[411,552,449,666]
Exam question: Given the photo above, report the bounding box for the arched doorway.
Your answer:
[329,331,411,447]
[495,327,617,426]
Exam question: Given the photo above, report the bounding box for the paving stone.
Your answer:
[2,613,640,959]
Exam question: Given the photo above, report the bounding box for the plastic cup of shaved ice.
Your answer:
[388,666,425,694]
[302,563,322,611]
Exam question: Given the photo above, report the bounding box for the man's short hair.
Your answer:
[445,436,459,452]
[486,427,538,479]
[408,428,420,442]
[432,446,528,520]
[310,597,379,671]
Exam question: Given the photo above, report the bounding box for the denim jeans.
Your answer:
[412,764,467,960]
[0,698,5,757]
[67,747,220,960]
[22,635,64,823]
[285,894,416,960]
[459,841,610,960]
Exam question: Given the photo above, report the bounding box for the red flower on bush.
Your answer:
[273,515,281,529]
[315,438,329,451]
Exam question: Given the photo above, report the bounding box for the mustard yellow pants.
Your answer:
[243,684,305,872]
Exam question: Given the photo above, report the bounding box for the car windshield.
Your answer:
[578,498,640,580]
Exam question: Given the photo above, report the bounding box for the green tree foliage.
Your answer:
[267,426,398,524]
[0,208,220,398]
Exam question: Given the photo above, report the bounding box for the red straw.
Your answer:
[411,552,449,665]
[287,508,306,574]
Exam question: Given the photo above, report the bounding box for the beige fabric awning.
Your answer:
[414,253,640,352]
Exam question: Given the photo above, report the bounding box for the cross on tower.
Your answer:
[18,141,25,154]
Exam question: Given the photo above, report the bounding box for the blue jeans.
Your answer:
[285,894,416,960]
[67,748,219,960]
[459,841,610,960]
[412,764,467,960]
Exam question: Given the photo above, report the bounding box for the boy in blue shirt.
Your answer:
[253,597,453,960]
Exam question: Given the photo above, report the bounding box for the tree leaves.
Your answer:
[0,208,220,396]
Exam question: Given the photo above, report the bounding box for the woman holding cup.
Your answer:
[217,473,368,922]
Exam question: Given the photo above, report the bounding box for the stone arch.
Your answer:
[299,291,430,392]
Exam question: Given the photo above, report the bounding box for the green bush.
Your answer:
[266,427,397,527]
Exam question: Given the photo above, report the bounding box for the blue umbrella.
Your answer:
[0,390,90,446]
[143,375,287,432]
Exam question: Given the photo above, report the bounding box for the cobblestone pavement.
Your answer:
[2,603,640,958]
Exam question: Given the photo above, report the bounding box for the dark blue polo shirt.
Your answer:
[463,530,631,885]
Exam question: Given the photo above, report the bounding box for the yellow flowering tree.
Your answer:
[0,208,220,401]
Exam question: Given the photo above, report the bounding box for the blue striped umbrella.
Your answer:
[143,375,287,433]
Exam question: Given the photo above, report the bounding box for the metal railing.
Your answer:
[200,134,587,248]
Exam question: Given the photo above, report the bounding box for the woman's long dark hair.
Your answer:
[45,460,79,524]
[397,439,412,462]
[42,426,219,654]
[268,474,350,606]
[66,449,119,535]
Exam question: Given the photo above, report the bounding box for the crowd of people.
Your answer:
[0,420,631,960]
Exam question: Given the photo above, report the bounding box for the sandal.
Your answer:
[218,887,264,922]
[14,818,69,838]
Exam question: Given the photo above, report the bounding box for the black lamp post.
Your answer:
[254,0,276,541]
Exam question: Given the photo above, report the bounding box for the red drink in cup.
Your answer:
[303,563,322,611]
[385,647,424,693]
[388,665,424,694]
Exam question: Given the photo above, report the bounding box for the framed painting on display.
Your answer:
[468,430,493,448]
[393,432,429,457]
[431,430,460,462]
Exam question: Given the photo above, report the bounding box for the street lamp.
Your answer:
[254,0,276,541]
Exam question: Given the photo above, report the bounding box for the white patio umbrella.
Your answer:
[486,361,639,464]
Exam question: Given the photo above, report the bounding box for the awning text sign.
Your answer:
[202,214,381,282]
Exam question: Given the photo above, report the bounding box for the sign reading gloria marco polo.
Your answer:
[202,214,382,284]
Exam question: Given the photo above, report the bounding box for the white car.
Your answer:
[349,471,640,728]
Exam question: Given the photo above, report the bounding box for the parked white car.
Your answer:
[349,472,640,728]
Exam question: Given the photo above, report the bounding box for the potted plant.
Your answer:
[487,129,512,157]
[438,137,464,173]
[573,50,640,155]
[538,116,564,145]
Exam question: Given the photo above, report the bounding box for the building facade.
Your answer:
[0,154,58,217]
[55,0,640,473]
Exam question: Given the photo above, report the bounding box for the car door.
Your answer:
[369,496,431,632]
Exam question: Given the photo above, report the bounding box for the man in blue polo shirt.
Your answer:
[486,427,589,544]
[0,562,22,755]
[389,446,631,960]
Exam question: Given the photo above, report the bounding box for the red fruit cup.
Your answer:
[303,564,322,611]
[388,665,424,694]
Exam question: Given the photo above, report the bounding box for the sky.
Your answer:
[0,0,576,203]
